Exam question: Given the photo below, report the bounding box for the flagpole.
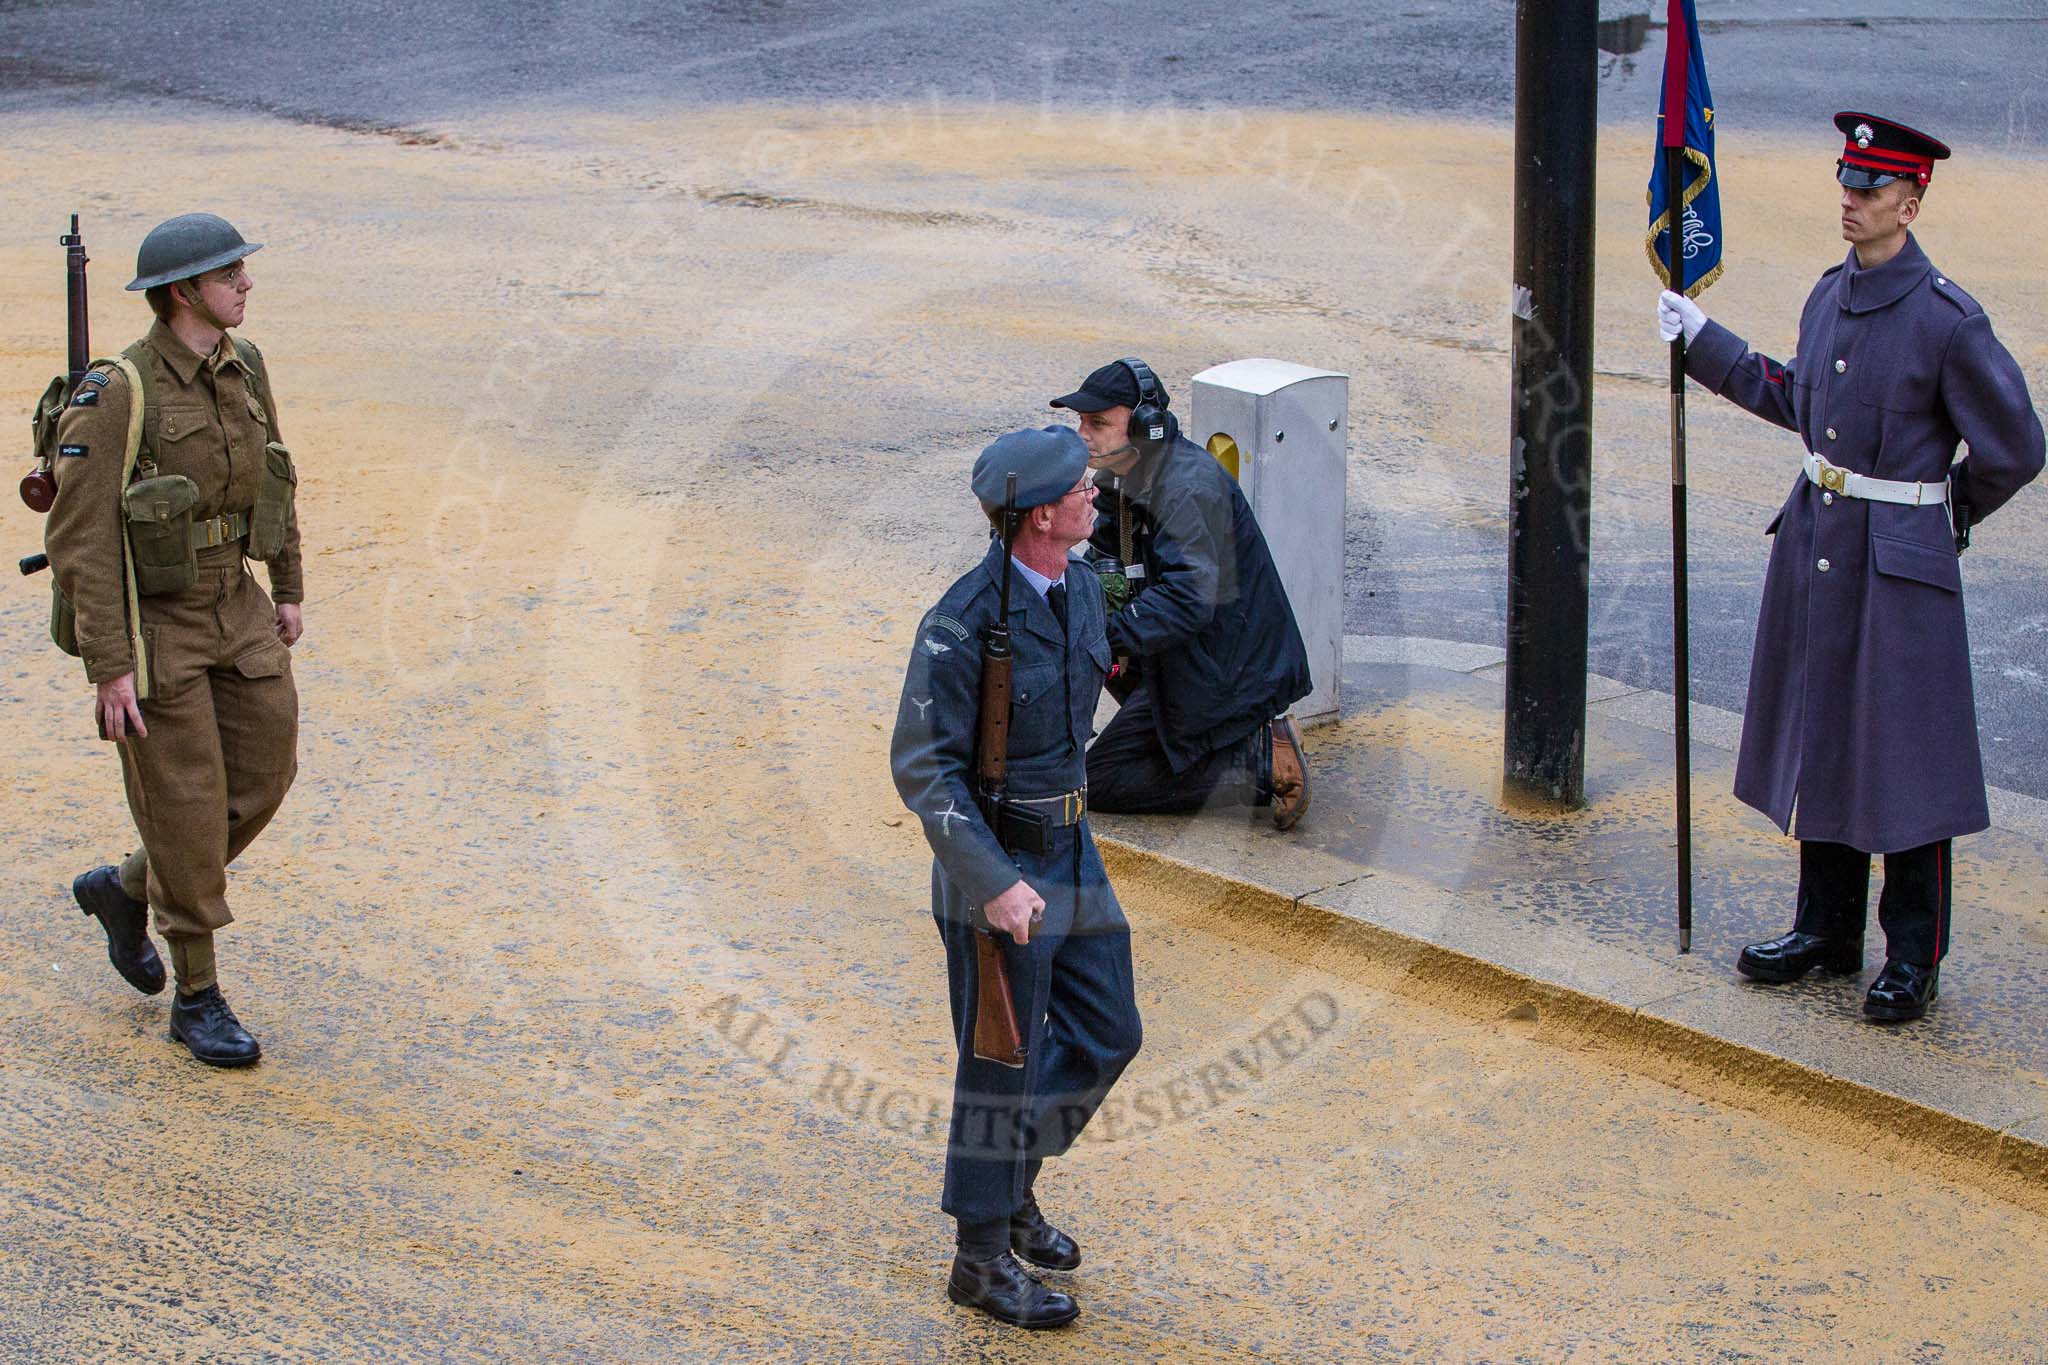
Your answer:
[1663,0,1693,954]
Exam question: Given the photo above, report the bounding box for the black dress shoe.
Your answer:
[72,866,166,996]
[168,986,262,1067]
[1864,960,1939,1023]
[946,1252,1079,1329]
[1735,931,1863,984]
[1010,1195,1081,1271]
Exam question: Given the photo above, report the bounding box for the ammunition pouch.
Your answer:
[248,441,296,561]
[995,801,1052,857]
[990,786,1088,857]
[49,582,79,656]
[122,473,200,596]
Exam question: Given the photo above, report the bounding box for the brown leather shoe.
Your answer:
[1269,716,1310,830]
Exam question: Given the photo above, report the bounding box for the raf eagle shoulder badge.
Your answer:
[918,611,971,658]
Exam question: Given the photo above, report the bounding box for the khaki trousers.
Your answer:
[114,549,298,946]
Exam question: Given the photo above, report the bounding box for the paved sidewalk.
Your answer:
[1094,640,2048,1172]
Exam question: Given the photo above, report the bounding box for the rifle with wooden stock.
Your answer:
[19,214,89,577]
[970,473,1027,1069]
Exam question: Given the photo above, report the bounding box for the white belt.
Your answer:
[1803,452,1947,507]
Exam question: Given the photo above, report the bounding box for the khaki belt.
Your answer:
[1007,786,1088,826]
[191,511,249,549]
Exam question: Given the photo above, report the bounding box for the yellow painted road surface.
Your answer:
[3,103,2047,1362]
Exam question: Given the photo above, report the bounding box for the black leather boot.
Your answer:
[72,866,165,996]
[946,1252,1079,1329]
[1010,1195,1081,1271]
[1864,960,1939,1022]
[1735,931,1863,984]
[168,986,262,1067]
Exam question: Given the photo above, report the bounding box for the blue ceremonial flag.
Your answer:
[1647,0,1723,297]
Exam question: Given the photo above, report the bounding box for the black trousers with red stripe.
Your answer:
[1792,839,1953,967]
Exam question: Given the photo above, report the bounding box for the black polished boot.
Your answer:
[168,986,262,1067]
[946,1252,1079,1329]
[1009,1195,1081,1271]
[71,866,165,995]
[1735,931,1863,984]
[1864,960,1939,1022]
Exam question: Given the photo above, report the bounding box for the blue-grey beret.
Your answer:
[971,425,1088,510]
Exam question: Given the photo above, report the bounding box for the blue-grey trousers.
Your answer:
[933,825,1142,1225]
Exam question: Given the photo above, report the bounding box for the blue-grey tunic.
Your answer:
[1688,233,2044,851]
[891,540,1115,912]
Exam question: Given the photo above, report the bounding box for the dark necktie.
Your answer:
[1046,582,1068,634]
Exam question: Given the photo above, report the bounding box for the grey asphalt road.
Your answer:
[5,0,2046,794]
[4,2,2046,149]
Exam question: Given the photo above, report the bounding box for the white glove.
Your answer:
[1658,290,1707,345]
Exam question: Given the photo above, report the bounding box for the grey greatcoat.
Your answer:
[1687,233,2044,852]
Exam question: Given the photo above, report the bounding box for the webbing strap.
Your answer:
[111,356,150,701]
[191,511,249,548]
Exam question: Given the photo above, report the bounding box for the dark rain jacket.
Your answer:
[1688,233,2044,851]
[1089,425,1312,773]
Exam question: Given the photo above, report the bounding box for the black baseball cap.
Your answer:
[1050,361,1144,413]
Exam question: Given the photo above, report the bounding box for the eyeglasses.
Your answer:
[196,263,250,289]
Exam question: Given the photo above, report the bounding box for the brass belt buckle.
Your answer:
[1818,462,1848,494]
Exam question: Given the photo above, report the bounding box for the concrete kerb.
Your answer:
[1099,629,2048,1208]
[1096,838,2048,1209]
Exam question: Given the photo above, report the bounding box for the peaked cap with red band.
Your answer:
[1835,111,1950,190]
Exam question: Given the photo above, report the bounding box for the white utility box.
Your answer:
[1188,358,1348,726]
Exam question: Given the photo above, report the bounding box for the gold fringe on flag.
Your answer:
[1645,144,1725,298]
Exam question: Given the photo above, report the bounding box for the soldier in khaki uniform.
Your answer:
[46,213,303,1067]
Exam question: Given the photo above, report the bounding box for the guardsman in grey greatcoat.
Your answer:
[1660,114,2044,1021]
[890,426,1143,1329]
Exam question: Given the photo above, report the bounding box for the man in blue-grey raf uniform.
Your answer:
[1660,112,2045,1022]
[890,426,1143,1329]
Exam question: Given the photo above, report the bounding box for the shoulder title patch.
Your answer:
[927,613,971,642]
[58,443,87,459]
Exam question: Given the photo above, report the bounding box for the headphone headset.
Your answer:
[1117,357,1172,460]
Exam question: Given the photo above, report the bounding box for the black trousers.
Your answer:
[1792,838,1954,967]
[1085,684,1268,814]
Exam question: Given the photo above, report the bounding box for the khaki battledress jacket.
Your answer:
[43,320,303,941]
